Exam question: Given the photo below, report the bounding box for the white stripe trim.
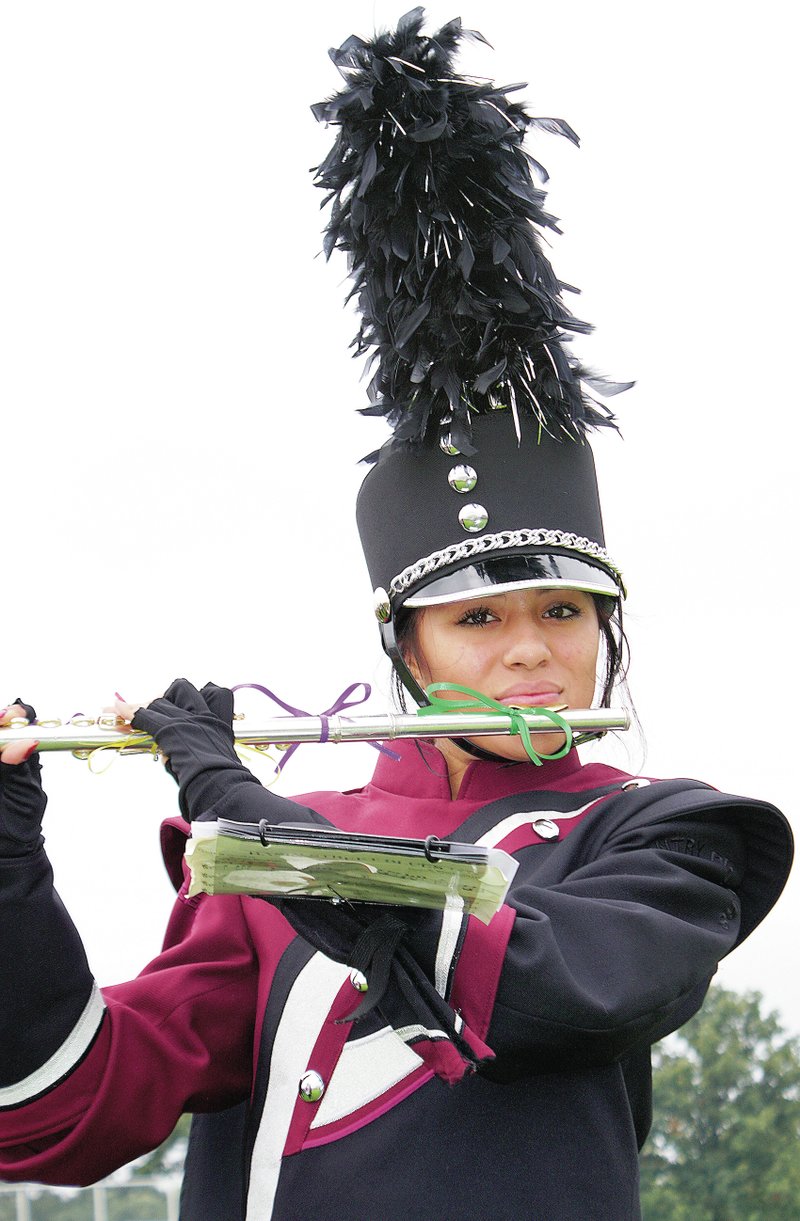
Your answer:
[311,1025,423,1128]
[474,799,600,849]
[311,895,466,1131]
[395,1024,448,1043]
[245,955,349,1221]
[0,983,106,1107]
[435,894,465,997]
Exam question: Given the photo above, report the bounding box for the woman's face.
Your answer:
[406,587,601,764]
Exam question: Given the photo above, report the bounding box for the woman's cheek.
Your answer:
[427,636,474,681]
[454,639,491,683]
[572,640,601,701]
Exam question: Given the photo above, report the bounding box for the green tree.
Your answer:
[0,1116,189,1219]
[640,986,800,1221]
[130,1113,191,1178]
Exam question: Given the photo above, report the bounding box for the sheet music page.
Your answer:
[185,822,517,925]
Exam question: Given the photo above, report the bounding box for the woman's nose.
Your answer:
[502,621,551,668]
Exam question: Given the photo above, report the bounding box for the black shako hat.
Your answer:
[313,9,630,699]
[357,411,623,621]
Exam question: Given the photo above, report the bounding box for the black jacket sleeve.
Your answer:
[0,848,96,1088]
[482,783,792,1076]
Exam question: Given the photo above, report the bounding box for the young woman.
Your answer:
[0,497,792,1220]
[0,14,793,1219]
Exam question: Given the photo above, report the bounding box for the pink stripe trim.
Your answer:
[159,816,191,893]
[451,904,515,1040]
[302,1065,434,1148]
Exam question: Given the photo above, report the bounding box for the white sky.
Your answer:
[2,1,797,1035]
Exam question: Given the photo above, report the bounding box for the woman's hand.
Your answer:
[0,702,39,766]
[113,696,143,726]
[129,679,253,820]
[0,701,47,855]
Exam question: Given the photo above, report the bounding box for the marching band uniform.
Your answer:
[0,737,790,1219]
[0,12,793,1219]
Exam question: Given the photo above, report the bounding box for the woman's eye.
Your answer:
[456,606,497,627]
[543,602,581,620]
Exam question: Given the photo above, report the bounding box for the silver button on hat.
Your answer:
[458,503,489,532]
[448,464,478,493]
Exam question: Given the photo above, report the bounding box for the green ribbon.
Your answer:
[417,683,573,766]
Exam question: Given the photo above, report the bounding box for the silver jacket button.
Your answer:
[532,818,559,841]
[349,969,369,992]
[298,1070,325,1103]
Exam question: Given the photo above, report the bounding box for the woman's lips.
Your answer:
[496,691,562,707]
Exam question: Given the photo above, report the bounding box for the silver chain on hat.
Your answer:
[389,529,625,598]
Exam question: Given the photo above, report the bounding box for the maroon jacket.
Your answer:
[0,743,792,1219]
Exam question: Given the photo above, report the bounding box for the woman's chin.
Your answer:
[464,732,570,763]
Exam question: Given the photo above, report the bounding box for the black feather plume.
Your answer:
[313,8,630,455]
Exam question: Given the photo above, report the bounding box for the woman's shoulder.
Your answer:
[582,773,793,947]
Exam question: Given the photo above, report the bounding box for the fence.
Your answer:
[0,1177,180,1221]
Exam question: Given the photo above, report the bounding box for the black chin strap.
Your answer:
[443,735,509,762]
[381,618,430,708]
[380,620,510,764]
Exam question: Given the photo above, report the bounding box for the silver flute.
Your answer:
[0,708,629,756]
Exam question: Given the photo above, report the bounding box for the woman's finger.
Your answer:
[106,698,168,766]
[0,706,38,763]
[113,697,143,724]
[0,739,39,766]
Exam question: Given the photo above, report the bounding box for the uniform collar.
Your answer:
[369,737,587,803]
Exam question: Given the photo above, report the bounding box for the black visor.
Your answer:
[403,553,621,607]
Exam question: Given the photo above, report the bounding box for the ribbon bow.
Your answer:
[417,683,573,765]
[231,682,400,774]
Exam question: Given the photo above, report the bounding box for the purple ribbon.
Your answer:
[230,681,401,774]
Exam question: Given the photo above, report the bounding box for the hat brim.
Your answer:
[403,554,621,608]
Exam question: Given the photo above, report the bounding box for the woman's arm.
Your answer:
[478,812,744,1076]
[0,703,98,1090]
[0,704,260,1187]
[0,883,260,1185]
[449,781,793,1079]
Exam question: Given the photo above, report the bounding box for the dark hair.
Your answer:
[391,591,630,712]
[593,593,629,707]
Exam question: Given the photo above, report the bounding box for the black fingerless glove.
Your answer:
[0,700,47,857]
[131,679,260,821]
[131,679,331,830]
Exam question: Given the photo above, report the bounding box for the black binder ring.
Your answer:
[424,835,442,863]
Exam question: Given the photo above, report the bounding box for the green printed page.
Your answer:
[185,823,517,926]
